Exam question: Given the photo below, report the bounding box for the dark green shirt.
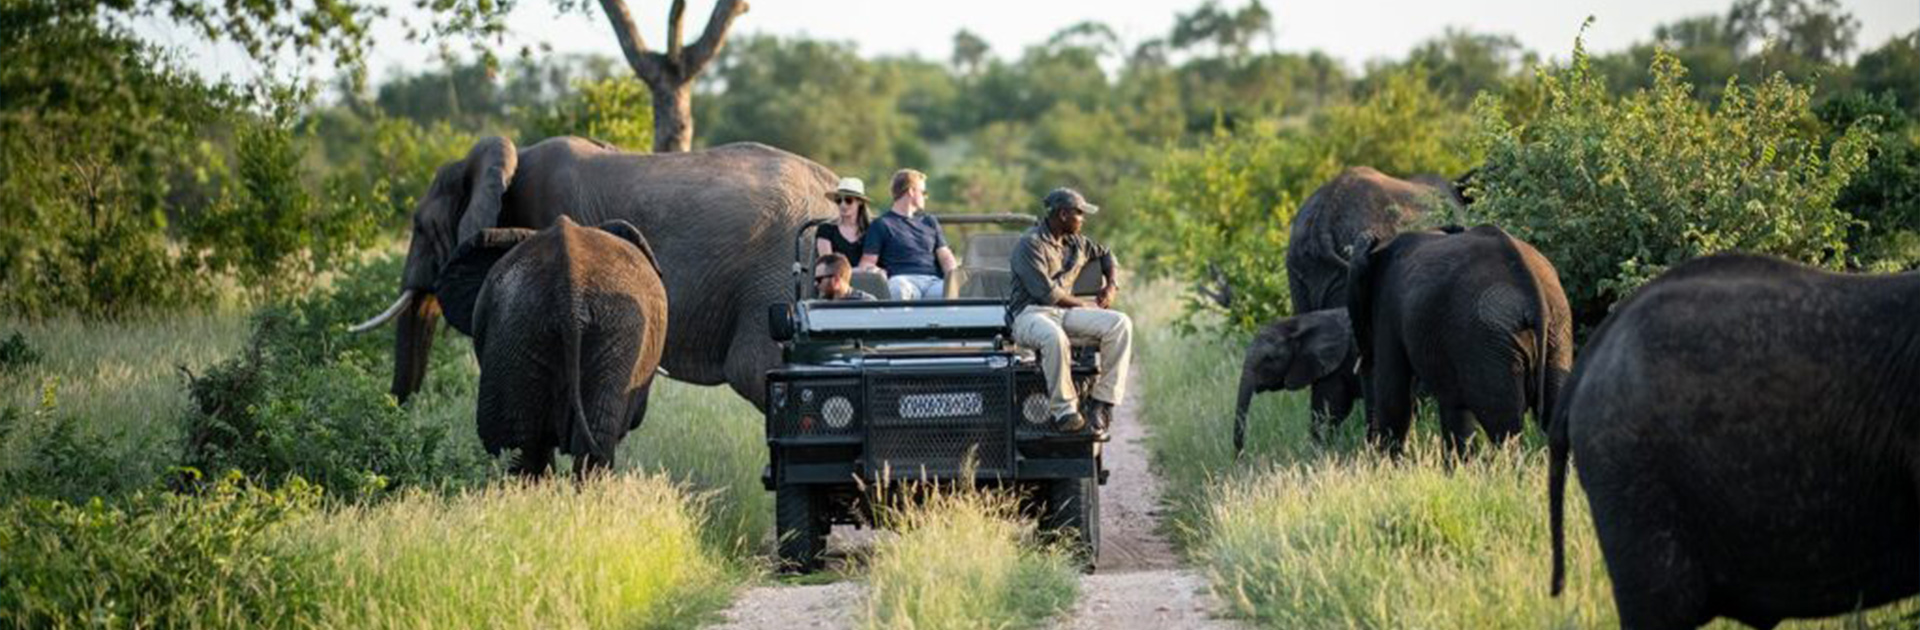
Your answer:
[1006,224,1116,322]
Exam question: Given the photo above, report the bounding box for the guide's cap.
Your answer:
[1042,187,1099,214]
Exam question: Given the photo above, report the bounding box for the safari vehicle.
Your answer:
[763,214,1109,573]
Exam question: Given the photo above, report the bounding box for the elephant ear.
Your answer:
[594,220,662,277]
[1346,235,1381,374]
[1283,309,1353,389]
[453,137,519,248]
[437,227,537,338]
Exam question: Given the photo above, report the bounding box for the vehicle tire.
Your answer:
[1041,476,1100,572]
[776,483,827,573]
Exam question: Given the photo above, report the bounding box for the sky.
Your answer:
[143,0,1920,87]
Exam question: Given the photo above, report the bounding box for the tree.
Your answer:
[594,0,749,152]
[1727,0,1859,64]
[952,29,990,77]
[1854,31,1920,116]
[1168,0,1272,63]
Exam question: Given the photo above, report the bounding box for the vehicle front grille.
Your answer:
[868,373,1011,478]
[779,379,863,437]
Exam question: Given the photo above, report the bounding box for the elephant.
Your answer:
[1231,308,1355,454]
[436,216,668,475]
[1282,166,1465,438]
[1346,224,1572,455]
[1547,253,1920,629]
[351,136,837,409]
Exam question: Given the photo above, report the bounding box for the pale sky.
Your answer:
[144,0,1919,87]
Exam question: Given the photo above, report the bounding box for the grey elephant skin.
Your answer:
[1347,224,1572,455]
[367,136,836,409]
[1547,254,1920,629]
[437,217,669,475]
[1284,166,1464,436]
[1232,308,1354,454]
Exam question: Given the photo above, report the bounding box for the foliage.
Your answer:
[1469,43,1872,324]
[0,384,135,503]
[0,473,326,629]
[306,476,739,629]
[180,256,494,501]
[0,4,389,316]
[521,75,654,150]
[0,331,41,372]
[1127,68,1472,334]
[702,35,926,178]
[1819,92,1920,269]
[1853,31,1920,116]
[864,485,1080,629]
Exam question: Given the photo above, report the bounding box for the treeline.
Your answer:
[2,0,1916,321]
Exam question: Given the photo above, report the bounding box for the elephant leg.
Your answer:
[723,324,779,412]
[1365,348,1415,456]
[513,444,554,477]
[1437,405,1478,459]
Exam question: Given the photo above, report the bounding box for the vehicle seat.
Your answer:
[850,268,891,300]
[960,268,1014,299]
[965,233,1023,271]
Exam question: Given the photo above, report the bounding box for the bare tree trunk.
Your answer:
[596,0,749,153]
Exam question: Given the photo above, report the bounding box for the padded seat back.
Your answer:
[965,233,1023,271]
[850,268,891,300]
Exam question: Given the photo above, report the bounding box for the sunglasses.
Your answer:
[814,274,837,282]
[837,197,863,206]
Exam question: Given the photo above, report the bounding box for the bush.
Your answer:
[0,473,325,629]
[1127,69,1472,334]
[181,255,493,501]
[0,384,135,503]
[0,331,40,372]
[1818,91,1920,270]
[1469,42,1872,325]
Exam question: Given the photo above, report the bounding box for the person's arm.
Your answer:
[1012,237,1085,309]
[1092,240,1119,308]
[816,238,834,259]
[857,223,887,277]
[935,246,958,275]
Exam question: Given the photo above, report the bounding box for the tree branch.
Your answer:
[681,0,749,79]
[597,0,664,84]
[666,0,687,66]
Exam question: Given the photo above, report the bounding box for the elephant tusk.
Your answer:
[349,290,417,333]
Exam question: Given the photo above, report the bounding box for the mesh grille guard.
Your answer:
[866,370,1014,479]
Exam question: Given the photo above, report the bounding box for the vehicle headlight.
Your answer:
[1022,392,1049,425]
[822,395,854,429]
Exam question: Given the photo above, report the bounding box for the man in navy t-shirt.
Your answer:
[857,169,957,299]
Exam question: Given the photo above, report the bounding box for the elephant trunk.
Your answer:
[390,293,442,404]
[1233,368,1256,457]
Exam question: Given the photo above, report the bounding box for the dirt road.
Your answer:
[709,362,1241,629]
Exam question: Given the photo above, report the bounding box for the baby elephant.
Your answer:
[437,216,669,476]
[1232,308,1357,454]
[1550,254,1920,629]
[1348,224,1572,456]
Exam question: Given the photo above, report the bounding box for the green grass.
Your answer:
[861,486,1081,629]
[1130,280,1917,628]
[302,475,738,629]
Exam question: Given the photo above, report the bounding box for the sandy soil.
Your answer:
[709,360,1244,629]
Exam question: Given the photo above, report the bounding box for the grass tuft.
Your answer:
[862,485,1080,630]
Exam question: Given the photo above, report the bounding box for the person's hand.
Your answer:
[1096,284,1118,309]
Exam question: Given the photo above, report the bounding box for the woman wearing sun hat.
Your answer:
[816,177,872,263]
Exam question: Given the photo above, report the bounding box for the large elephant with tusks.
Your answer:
[353,137,837,409]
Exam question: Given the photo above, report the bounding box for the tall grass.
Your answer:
[862,486,1080,629]
[304,475,737,629]
[1131,281,1915,628]
[620,379,771,559]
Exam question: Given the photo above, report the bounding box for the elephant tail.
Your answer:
[561,315,604,464]
[1548,380,1571,597]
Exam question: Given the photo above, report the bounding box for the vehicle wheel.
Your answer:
[1041,476,1100,572]
[776,483,828,573]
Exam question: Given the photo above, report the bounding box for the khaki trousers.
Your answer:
[1011,305,1132,417]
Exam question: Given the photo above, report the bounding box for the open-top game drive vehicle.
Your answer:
[762,214,1110,573]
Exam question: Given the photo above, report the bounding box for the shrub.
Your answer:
[1469,42,1873,325]
[0,331,40,371]
[181,255,494,501]
[1818,91,1920,270]
[0,473,325,629]
[0,383,135,503]
[1127,69,1472,334]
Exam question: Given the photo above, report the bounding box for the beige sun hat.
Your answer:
[826,177,871,204]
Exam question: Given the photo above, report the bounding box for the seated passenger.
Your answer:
[858,168,957,300]
[817,177,870,262]
[1008,188,1130,433]
[815,253,878,301]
